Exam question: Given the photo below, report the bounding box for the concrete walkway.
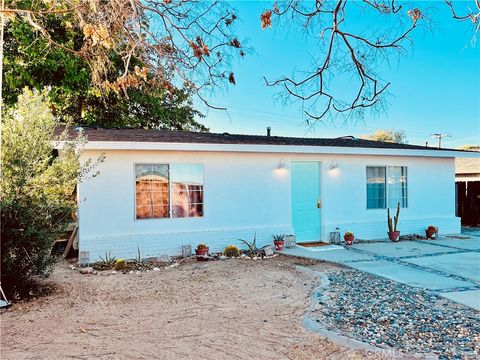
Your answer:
[282,229,480,311]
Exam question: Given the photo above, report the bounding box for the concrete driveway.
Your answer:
[282,229,480,310]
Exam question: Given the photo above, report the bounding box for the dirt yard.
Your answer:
[0,256,377,360]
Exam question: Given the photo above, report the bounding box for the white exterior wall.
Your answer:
[78,149,460,260]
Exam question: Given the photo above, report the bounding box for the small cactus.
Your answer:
[197,243,208,250]
[115,258,126,270]
[224,245,240,257]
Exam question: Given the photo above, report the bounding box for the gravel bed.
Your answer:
[313,270,480,359]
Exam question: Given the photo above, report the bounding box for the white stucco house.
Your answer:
[62,127,476,260]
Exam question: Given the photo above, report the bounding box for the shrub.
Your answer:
[224,245,240,257]
[344,231,354,236]
[197,243,208,250]
[0,88,102,296]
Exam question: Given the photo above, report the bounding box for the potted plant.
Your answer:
[387,202,401,242]
[344,231,355,245]
[272,234,286,250]
[425,225,438,239]
[195,243,209,260]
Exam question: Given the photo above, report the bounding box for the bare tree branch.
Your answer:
[261,0,478,124]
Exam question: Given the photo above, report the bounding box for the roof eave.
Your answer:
[54,140,480,158]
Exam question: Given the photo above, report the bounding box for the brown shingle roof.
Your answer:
[57,126,472,153]
[456,151,480,174]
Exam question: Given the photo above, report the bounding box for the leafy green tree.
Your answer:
[1,88,101,295]
[362,129,408,144]
[2,0,245,129]
[2,5,207,131]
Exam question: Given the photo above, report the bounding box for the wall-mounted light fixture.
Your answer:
[329,160,339,171]
[277,161,287,171]
[275,160,288,176]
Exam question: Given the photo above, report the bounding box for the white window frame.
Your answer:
[134,162,205,220]
[366,166,408,210]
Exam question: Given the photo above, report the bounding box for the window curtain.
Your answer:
[171,164,204,218]
[135,164,170,219]
[388,166,408,208]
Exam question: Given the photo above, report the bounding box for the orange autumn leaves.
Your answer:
[189,34,241,86]
[83,24,112,49]
[190,36,210,59]
[261,10,272,29]
[408,8,422,22]
[102,66,149,97]
[261,2,280,29]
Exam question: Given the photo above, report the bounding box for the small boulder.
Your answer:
[377,316,389,324]
[79,267,94,275]
[157,255,171,263]
[264,246,275,257]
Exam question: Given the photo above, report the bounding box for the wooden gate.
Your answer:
[456,181,480,226]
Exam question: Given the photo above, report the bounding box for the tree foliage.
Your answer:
[3,0,245,115]
[362,129,408,144]
[0,88,102,295]
[458,144,480,151]
[2,1,208,130]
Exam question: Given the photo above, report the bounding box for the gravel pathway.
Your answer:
[311,270,480,359]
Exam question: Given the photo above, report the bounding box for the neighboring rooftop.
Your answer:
[456,149,480,179]
[57,126,474,153]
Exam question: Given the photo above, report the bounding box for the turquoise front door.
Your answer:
[291,161,321,242]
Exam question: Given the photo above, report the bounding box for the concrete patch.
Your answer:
[424,238,480,251]
[440,290,480,311]
[403,252,480,282]
[347,260,474,290]
[461,228,480,238]
[281,246,375,263]
[351,241,456,258]
[298,245,344,252]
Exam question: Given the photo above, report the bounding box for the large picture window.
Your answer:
[367,166,407,209]
[135,163,204,219]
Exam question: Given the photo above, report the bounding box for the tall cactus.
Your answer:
[387,202,401,232]
[393,201,400,232]
[387,208,393,232]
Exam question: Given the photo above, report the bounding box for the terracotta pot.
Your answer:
[195,247,209,261]
[388,231,400,242]
[274,240,285,251]
[344,234,355,245]
[425,228,437,239]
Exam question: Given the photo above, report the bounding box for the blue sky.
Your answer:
[197,1,479,148]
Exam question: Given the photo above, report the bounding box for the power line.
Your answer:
[208,104,478,146]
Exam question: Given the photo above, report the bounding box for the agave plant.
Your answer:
[272,234,286,241]
[95,251,117,270]
[238,233,258,257]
